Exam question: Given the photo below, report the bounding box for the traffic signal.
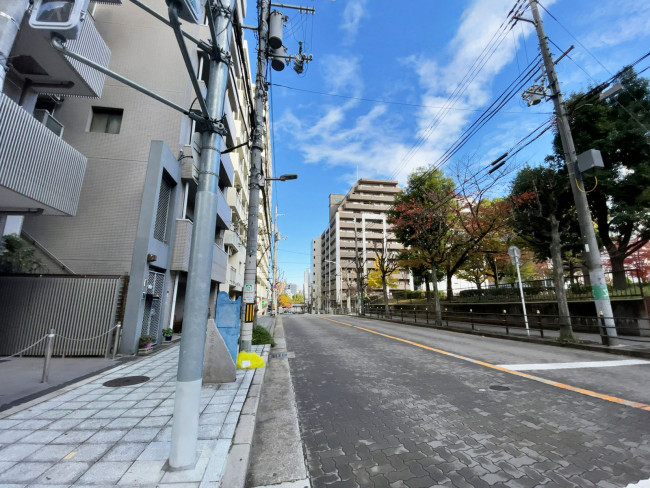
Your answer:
[29,0,90,40]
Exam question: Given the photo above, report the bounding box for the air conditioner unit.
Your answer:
[33,109,64,137]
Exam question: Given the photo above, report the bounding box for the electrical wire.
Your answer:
[268,83,549,114]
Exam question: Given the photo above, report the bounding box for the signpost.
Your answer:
[508,246,530,336]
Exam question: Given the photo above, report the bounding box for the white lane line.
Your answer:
[496,359,650,371]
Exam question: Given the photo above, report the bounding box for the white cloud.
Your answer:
[275,0,563,185]
[340,0,369,43]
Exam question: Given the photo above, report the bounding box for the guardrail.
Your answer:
[363,306,650,346]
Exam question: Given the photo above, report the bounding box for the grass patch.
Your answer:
[252,325,275,346]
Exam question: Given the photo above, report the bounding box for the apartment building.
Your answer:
[0,0,272,354]
[313,179,412,311]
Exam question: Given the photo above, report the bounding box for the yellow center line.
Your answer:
[322,316,650,412]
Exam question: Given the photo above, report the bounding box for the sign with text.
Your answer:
[243,283,255,303]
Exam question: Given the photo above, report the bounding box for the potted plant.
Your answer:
[162,328,174,342]
[138,335,156,354]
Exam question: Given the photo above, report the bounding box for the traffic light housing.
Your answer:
[29,0,90,40]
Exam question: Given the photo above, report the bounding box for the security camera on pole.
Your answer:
[240,0,313,352]
[522,0,618,346]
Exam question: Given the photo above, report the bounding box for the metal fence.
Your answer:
[364,305,650,345]
[392,269,646,303]
[0,275,126,357]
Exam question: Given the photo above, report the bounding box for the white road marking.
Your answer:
[497,359,650,371]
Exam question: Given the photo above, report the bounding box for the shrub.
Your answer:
[138,335,156,348]
[162,328,173,338]
[252,326,274,346]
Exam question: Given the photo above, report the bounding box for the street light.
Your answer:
[266,173,298,182]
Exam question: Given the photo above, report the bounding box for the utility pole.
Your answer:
[272,205,279,316]
[354,218,364,315]
[241,0,271,353]
[527,0,618,345]
[241,0,313,350]
[169,0,237,469]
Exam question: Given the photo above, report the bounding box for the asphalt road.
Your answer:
[283,314,650,488]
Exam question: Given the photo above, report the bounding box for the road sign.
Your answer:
[243,283,255,303]
[508,246,521,265]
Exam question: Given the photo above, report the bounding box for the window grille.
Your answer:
[154,176,172,242]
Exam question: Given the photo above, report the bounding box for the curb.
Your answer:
[357,314,650,360]
[221,343,272,488]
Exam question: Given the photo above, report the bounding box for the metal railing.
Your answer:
[363,305,650,346]
[1,323,123,383]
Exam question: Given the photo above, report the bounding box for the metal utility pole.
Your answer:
[528,0,618,345]
[169,0,237,469]
[354,219,364,315]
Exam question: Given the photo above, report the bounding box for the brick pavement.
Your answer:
[284,315,650,488]
[0,344,265,487]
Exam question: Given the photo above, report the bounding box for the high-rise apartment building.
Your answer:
[313,179,412,312]
[0,1,272,354]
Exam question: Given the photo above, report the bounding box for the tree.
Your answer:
[278,294,291,308]
[389,167,456,325]
[555,68,650,289]
[368,241,400,318]
[292,293,304,304]
[0,235,44,274]
[509,165,580,340]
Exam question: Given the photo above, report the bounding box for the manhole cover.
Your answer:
[489,385,511,391]
[103,376,150,387]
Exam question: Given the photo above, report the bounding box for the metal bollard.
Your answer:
[503,310,509,335]
[537,310,543,338]
[112,322,122,360]
[400,308,403,322]
[470,309,474,331]
[445,308,449,327]
[426,309,429,325]
[414,308,417,324]
[41,329,55,383]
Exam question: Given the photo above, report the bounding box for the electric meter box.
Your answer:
[577,149,604,173]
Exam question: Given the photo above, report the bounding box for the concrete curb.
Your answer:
[357,314,650,359]
[221,343,272,488]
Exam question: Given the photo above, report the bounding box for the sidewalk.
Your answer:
[0,342,269,487]
[361,311,650,358]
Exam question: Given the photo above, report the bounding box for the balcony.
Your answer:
[170,219,228,283]
[228,265,243,291]
[224,229,245,254]
[11,15,110,98]
[0,93,86,216]
[226,190,247,221]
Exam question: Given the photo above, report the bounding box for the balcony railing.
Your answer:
[0,93,86,216]
[170,219,228,283]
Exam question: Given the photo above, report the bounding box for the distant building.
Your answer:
[313,179,412,312]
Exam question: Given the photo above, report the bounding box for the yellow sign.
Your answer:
[245,303,255,322]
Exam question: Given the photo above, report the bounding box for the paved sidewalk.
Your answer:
[0,343,268,487]
[361,312,650,357]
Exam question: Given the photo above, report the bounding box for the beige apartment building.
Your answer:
[314,179,412,312]
[0,0,272,355]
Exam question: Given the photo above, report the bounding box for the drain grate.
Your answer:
[103,376,150,387]
[489,385,511,391]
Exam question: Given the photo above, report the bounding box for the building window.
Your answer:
[90,107,123,134]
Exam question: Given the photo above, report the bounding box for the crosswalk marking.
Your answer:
[497,359,650,371]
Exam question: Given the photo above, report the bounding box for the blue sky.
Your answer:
[243,0,650,287]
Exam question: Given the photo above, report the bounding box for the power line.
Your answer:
[268,83,548,114]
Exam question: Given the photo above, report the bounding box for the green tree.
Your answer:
[292,293,304,304]
[554,68,650,289]
[389,167,456,325]
[0,235,44,274]
[509,166,582,340]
